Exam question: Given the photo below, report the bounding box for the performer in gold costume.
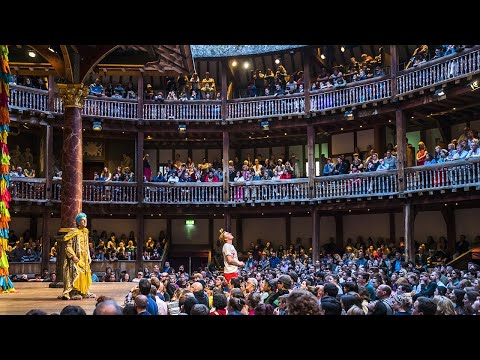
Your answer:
[60,212,95,300]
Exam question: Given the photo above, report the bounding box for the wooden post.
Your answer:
[223,131,230,202]
[335,214,343,252]
[41,208,50,273]
[167,218,172,245]
[236,217,243,253]
[45,124,53,201]
[389,45,398,99]
[403,202,415,262]
[48,74,55,112]
[286,216,291,249]
[441,207,456,257]
[389,212,396,245]
[137,76,144,119]
[221,60,228,120]
[136,210,144,271]
[312,209,320,263]
[303,48,311,114]
[307,125,315,197]
[136,131,144,203]
[224,211,231,232]
[395,109,406,192]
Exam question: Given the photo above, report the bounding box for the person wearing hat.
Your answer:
[59,213,96,300]
[219,228,244,284]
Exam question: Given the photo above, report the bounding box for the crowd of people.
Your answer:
[21,232,480,315]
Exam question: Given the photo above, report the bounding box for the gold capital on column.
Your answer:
[58,83,89,109]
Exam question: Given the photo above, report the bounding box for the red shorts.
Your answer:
[224,272,238,283]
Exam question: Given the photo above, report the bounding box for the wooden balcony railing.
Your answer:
[8,47,480,122]
[228,178,309,203]
[405,158,480,193]
[397,46,480,96]
[82,97,138,119]
[310,77,391,112]
[314,170,398,200]
[143,182,224,204]
[82,180,138,203]
[8,85,48,112]
[9,177,47,201]
[143,100,222,121]
[10,161,480,205]
[227,93,305,120]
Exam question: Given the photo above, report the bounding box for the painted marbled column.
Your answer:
[53,84,88,285]
[58,84,88,228]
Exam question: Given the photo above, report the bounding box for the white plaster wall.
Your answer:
[242,217,286,251]
[455,208,480,241]
[414,211,447,244]
[172,219,209,244]
[241,148,254,162]
[271,146,285,161]
[192,149,205,166]
[90,218,137,239]
[425,128,442,151]
[344,214,390,244]
[158,149,172,164]
[332,132,354,155]
[10,217,33,237]
[356,129,375,152]
[208,148,221,163]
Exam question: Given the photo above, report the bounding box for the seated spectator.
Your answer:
[89,78,104,96]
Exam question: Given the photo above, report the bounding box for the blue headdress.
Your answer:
[75,212,87,225]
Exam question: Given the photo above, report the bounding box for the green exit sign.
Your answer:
[185,219,195,225]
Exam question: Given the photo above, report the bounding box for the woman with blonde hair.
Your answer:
[433,295,456,315]
[416,141,428,166]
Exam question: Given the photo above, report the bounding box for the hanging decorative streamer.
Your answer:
[0,45,14,293]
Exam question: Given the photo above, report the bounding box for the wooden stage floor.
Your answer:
[0,282,134,315]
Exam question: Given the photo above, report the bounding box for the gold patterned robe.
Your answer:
[62,227,92,298]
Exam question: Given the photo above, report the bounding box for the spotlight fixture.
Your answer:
[48,46,55,53]
[344,110,354,119]
[320,54,326,60]
[340,46,345,53]
[260,120,270,131]
[178,123,187,132]
[243,62,250,69]
[434,88,445,97]
[470,80,480,91]
[92,120,102,131]
[231,60,238,67]
[28,50,36,58]
[275,58,281,64]
[146,135,153,140]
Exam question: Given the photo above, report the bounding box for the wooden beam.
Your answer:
[137,76,144,119]
[78,45,118,83]
[303,48,311,113]
[41,207,50,272]
[29,45,65,79]
[224,210,231,233]
[60,45,73,83]
[45,125,53,201]
[236,217,243,253]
